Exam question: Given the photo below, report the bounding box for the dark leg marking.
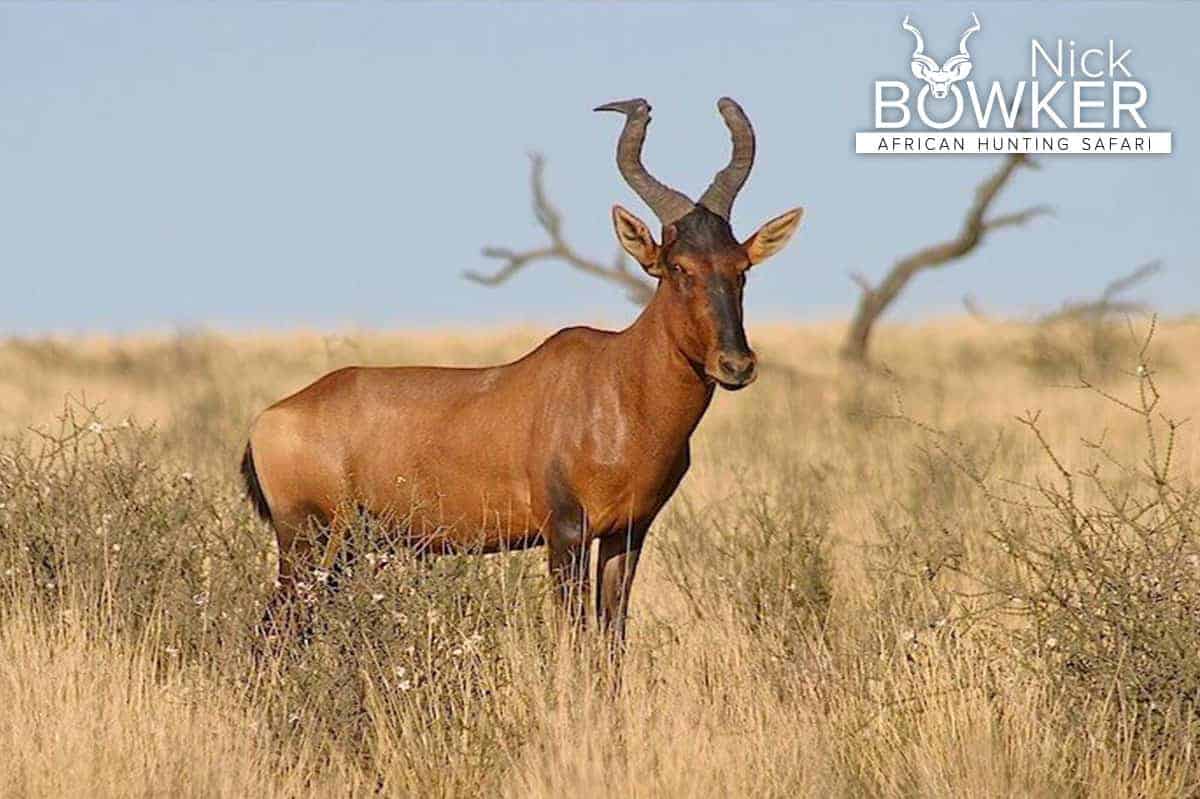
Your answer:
[546,461,590,626]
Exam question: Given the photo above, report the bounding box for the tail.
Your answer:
[240,443,273,523]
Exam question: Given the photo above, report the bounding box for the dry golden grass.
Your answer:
[1,315,1198,798]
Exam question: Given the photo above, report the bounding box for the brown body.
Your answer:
[243,96,803,639]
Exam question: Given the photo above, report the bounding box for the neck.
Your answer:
[613,284,715,440]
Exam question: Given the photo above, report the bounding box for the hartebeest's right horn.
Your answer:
[595,98,696,227]
[698,97,755,220]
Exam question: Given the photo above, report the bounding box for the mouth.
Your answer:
[709,371,757,391]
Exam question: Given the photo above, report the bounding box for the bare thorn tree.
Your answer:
[840,152,1052,364]
[963,260,1163,323]
[1039,260,1163,323]
[464,154,655,305]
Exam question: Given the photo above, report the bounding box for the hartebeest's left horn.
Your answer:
[595,98,696,227]
[698,97,755,220]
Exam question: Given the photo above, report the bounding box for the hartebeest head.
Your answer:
[595,98,803,390]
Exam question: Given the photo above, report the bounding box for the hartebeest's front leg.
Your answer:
[595,528,646,646]
[548,513,591,626]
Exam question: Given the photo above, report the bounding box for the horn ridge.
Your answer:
[698,97,756,220]
[594,97,695,226]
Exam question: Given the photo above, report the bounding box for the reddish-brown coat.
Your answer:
[243,97,804,641]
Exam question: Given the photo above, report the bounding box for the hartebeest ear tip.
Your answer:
[611,204,646,228]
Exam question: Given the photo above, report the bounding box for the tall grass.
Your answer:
[0,317,1198,797]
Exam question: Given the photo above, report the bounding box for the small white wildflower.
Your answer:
[398,679,412,691]
[111,543,121,552]
[1045,637,1058,650]
[192,592,209,607]
[371,592,385,603]
[3,568,13,578]
[179,472,194,483]
[87,421,104,434]
[1137,364,1147,376]
[452,646,463,657]
[312,569,330,584]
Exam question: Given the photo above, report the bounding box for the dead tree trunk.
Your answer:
[840,153,1050,364]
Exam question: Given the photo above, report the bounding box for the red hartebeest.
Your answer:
[242,97,803,642]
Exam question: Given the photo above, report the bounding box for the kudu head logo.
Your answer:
[902,12,980,99]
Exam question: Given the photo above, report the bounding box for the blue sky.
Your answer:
[0,2,1194,334]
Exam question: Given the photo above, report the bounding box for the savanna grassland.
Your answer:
[1,316,1198,798]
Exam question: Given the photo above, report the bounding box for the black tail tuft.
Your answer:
[241,443,273,523]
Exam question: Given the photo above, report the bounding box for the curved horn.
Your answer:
[698,97,756,220]
[958,12,981,56]
[902,15,926,58]
[594,98,695,226]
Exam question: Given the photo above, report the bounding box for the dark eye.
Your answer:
[672,264,694,287]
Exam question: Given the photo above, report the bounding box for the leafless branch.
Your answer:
[1039,260,1163,324]
[464,154,655,305]
[840,153,1050,364]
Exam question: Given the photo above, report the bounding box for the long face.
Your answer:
[660,210,757,389]
[612,203,804,392]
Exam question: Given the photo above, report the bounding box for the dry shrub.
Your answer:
[1020,318,1152,381]
[891,320,1200,749]
[269,520,550,793]
[660,469,832,660]
[0,401,266,663]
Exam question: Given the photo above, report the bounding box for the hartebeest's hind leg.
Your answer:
[259,505,334,643]
[595,528,646,648]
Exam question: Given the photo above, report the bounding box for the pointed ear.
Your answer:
[611,205,662,276]
[742,207,804,267]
